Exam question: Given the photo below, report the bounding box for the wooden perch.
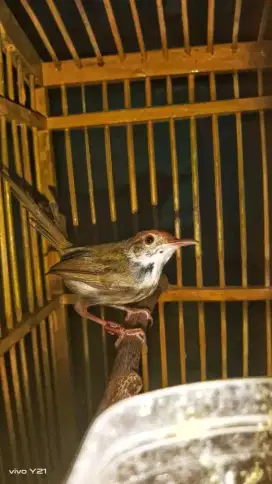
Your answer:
[97,274,169,415]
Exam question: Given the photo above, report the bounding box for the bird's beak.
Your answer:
[167,238,198,247]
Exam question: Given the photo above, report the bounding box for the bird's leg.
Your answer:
[108,304,153,326]
[74,299,146,347]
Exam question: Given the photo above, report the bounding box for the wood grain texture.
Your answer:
[42,41,272,87]
[47,96,272,130]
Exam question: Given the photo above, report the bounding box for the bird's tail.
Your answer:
[1,168,72,253]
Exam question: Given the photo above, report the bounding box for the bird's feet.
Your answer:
[104,322,146,349]
[74,299,147,348]
[110,305,153,326]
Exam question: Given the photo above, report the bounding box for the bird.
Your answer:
[1,169,197,346]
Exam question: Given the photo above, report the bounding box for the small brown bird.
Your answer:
[1,169,197,345]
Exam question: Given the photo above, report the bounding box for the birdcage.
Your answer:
[0,0,272,482]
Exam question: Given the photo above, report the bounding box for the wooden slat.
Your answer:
[166,76,186,383]
[181,0,190,54]
[124,80,138,215]
[189,74,206,382]
[0,95,46,128]
[0,297,60,355]
[47,95,272,130]
[233,72,248,377]
[61,84,79,226]
[129,0,145,59]
[258,0,271,42]
[258,70,272,376]
[20,0,60,66]
[81,85,97,225]
[232,0,243,48]
[46,0,81,67]
[42,41,272,87]
[210,72,227,379]
[103,0,124,60]
[74,0,103,64]
[158,302,168,387]
[0,0,42,82]
[63,287,272,305]
[156,0,168,58]
[207,0,215,53]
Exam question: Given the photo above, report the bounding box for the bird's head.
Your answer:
[127,230,197,269]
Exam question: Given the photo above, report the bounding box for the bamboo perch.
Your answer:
[97,274,168,414]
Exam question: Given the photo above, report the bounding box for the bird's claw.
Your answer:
[103,321,146,348]
[115,327,146,349]
[124,308,153,327]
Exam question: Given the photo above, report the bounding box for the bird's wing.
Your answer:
[48,247,133,290]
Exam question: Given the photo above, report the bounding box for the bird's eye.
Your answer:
[145,234,155,245]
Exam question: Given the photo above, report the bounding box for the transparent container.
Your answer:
[67,378,272,483]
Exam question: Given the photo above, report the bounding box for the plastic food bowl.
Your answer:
[67,378,272,483]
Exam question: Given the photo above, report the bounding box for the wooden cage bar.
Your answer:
[74,0,103,64]
[188,74,207,381]
[20,0,60,67]
[42,41,272,87]
[46,0,81,68]
[103,0,124,61]
[129,0,146,59]
[0,0,272,481]
[181,0,190,54]
[209,72,227,379]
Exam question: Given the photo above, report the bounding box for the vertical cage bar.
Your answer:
[18,90,52,471]
[61,84,79,227]
[0,153,13,331]
[156,0,168,58]
[0,356,19,481]
[233,72,248,377]
[0,30,5,96]
[188,74,206,381]
[78,85,95,413]
[166,76,186,383]
[258,0,271,43]
[258,69,272,376]
[1,117,22,323]
[232,0,243,49]
[30,326,52,470]
[101,81,115,379]
[1,104,33,477]
[20,0,60,65]
[129,0,146,59]
[17,58,26,106]
[124,80,138,217]
[9,347,32,482]
[35,86,77,464]
[158,302,168,388]
[207,0,215,53]
[82,317,93,419]
[210,73,227,378]
[30,75,59,467]
[145,77,158,228]
[103,0,124,60]
[46,0,81,67]
[11,115,40,470]
[181,0,190,54]
[81,85,97,226]
[102,82,117,224]
[124,79,149,389]
[74,0,103,64]
[18,338,40,469]
[6,46,14,101]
